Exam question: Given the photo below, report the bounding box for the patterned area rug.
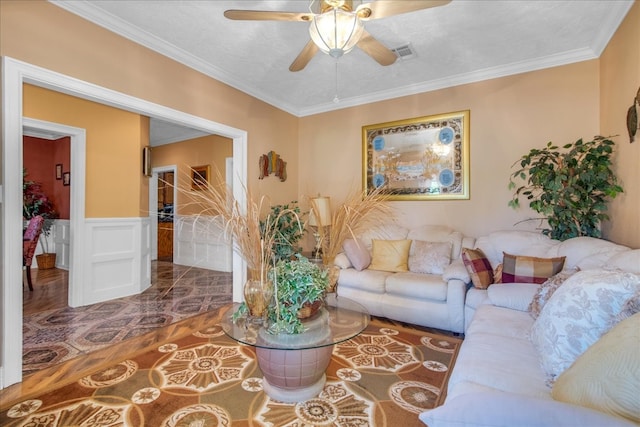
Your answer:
[3,318,461,426]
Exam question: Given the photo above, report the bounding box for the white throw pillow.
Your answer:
[419,391,637,427]
[408,240,452,274]
[529,269,640,380]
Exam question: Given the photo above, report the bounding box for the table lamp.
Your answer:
[309,196,332,260]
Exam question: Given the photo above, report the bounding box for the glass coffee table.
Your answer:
[220,293,369,403]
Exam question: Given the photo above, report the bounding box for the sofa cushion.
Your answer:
[342,238,371,271]
[385,272,447,301]
[552,313,640,424]
[487,283,540,312]
[474,231,560,270]
[465,304,534,340]
[461,248,494,289]
[359,224,408,248]
[420,391,637,427]
[501,252,565,284]
[606,249,640,274]
[528,270,578,319]
[337,268,391,294]
[368,239,411,272]
[556,236,631,270]
[408,240,452,274]
[530,269,640,380]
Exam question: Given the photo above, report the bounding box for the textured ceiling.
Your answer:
[53,0,632,122]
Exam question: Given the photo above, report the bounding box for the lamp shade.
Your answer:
[309,197,332,226]
[309,8,364,58]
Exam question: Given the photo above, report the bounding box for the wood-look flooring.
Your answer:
[3,265,232,410]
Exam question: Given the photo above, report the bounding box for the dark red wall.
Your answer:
[23,135,71,219]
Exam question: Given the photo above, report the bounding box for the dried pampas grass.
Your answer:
[175,168,301,282]
[310,187,393,265]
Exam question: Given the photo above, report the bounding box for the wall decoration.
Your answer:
[626,86,639,143]
[258,150,287,182]
[55,164,63,180]
[363,110,470,200]
[142,146,152,177]
[191,165,210,190]
[63,172,70,186]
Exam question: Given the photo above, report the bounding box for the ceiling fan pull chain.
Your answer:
[333,60,340,103]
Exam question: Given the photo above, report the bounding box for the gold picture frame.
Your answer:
[363,110,470,200]
[191,164,210,190]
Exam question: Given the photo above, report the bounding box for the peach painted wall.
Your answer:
[599,1,640,248]
[299,61,601,239]
[0,0,300,208]
[23,136,71,219]
[151,135,233,216]
[23,84,148,218]
[2,0,638,246]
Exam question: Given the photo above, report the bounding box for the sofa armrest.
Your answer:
[333,252,352,269]
[443,258,470,283]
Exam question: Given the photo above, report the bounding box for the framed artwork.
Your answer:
[55,164,63,180]
[362,110,470,200]
[63,172,70,186]
[191,165,210,190]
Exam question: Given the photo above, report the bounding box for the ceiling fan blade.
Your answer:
[289,40,319,72]
[357,30,397,66]
[356,1,451,20]
[224,9,314,22]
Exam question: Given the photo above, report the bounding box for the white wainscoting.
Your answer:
[53,219,70,270]
[30,219,69,270]
[174,215,232,272]
[80,217,151,305]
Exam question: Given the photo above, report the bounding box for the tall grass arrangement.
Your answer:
[175,169,302,283]
[311,186,393,266]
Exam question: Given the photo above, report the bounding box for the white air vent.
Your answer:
[391,43,416,60]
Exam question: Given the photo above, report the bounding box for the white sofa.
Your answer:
[334,224,474,334]
[420,231,640,427]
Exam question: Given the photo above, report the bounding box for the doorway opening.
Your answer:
[2,57,248,389]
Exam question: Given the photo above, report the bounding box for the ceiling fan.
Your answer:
[224,0,451,72]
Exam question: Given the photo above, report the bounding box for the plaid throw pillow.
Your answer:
[462,248,494,289]
[502,252,566,284]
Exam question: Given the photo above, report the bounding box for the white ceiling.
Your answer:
[52,0,633,139]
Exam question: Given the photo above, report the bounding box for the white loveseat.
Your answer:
[334,224,474,334]
[420,231,640,427]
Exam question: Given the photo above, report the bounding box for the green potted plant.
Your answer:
[23,169,59,268]
[508,135,623,240]
[266,254,329,334]
[260,201,306,263]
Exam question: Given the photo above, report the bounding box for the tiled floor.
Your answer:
[22,261,232,376]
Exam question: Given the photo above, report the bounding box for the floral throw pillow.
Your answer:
[408,240,452,275]
[530,269,640,381]
[528,269,578,319]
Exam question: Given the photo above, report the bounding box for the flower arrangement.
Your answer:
[23,168,58,253]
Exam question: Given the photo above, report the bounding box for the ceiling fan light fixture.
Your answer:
[309,8,364,59]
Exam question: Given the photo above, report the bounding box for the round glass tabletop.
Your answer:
[220,294,370,350]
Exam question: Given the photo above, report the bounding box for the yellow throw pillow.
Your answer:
[368,239,411,273]
[552,312,640,423]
